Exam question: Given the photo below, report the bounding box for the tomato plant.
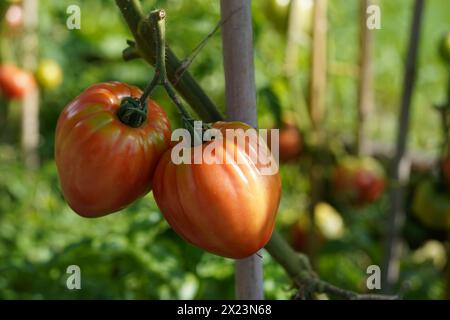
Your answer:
[0,64,36,99]
[152,121,281,259]
[331,156,385,206]
[55,81,171,217]
[413,180,450,230]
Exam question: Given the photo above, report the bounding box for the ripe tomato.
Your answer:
[0,64,36,99]
[5,4,23,31]
[278,121,302,162]
[289,214,317,252]
[152,121,281,258]
[36,59,63,90]
[413,180,450,230]
[55,82,171,217]
[331,156,385,206]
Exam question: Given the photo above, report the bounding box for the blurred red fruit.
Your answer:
[0,64,36,100]
[441,154,450,187]
[268,121,302,163]
[5,4,23,31]
[279,122,302,162]
[332,156,385,206]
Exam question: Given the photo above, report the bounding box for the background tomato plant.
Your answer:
[0,0,449,299]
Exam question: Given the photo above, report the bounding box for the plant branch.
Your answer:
[123,44,140,61]
[138,10,200,142]
[265,232,398,300]
[382,0,425,293]
[115,0,223,122]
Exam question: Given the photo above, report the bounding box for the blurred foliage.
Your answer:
[0,0,449,299]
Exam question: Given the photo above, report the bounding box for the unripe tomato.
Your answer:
[55,82,171,217]
[152,121,281,258]
[0,64,36,99]
[413,180,450,230]
[412,240,447,270]
[36,59,63,90]
[314,202,344,240]
[332,156,385,206]
[439,32,450,64]
[278,121,302,162]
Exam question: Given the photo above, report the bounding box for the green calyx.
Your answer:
[117,97,147,128]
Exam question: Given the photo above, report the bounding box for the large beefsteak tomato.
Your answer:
[55,82,171,217]
[152,121,281,259]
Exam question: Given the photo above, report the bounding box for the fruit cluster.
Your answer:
[0,60,62,100]
[55,82,281,259]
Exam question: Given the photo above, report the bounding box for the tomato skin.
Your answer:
[55,82,171,217]
[332,156,385,206]
[0,64,36,99]
[413,180,450,230]
[152,121,281,259]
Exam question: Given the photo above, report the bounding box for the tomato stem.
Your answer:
[139,9,202,144]
[117,96,147,128]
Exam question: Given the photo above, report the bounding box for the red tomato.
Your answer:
[332,156,385,206]
[440,154,450,187]
[290,222,308,252]
[152,121,281,258]
[0,64,36,99]
[55,82,171,217]
[267,121,302,163]
[278,121,302,162]
[289,222,325,253]
[5,4,23,30]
